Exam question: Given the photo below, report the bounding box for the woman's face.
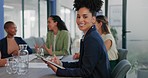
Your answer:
[95,21,102,33]
[5,24,17,36]
[47,17,57,31]
[76,7,96,33]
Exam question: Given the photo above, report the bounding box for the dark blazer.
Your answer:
[56,26,111,78]
[0,37,32,59]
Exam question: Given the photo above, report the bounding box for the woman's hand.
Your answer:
[42,55,62,73]
[0,59,7,67]
[51,54,62,66]
[73,52,80,59]
[34,44,40,53]
[43,44,53,55]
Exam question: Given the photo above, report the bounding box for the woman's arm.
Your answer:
[104,39,112,51]
[0,52,7,67]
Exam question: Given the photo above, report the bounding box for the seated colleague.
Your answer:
[95,15,118,70]
[0,21,32,67]
[43,15,70,56]
[43,0,111,77]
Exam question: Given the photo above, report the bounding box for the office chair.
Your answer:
[111,59,131,78]
[117,49,128,62]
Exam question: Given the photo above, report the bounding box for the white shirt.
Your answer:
[101,34,118,60]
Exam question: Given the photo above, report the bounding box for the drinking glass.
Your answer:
[17,44,29,75]
[6,57,18,74]
[36,48,44,58]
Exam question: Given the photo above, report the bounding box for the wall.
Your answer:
[0,0,4,39]
[56,0,74,15]
[108,0,148,77]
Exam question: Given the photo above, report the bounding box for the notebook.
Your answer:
[35,54,65,69]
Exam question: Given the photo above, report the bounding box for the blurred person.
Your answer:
[95,15,118,70]
[39,15,70,56]
[43,0,111,78]
[0,21,32,67]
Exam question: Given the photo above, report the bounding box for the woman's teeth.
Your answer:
[79,24,84,27]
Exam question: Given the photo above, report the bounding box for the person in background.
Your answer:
[95,15,118,70]
[0,21,32,67]
[43,15,70,56]
[43,0,111,77]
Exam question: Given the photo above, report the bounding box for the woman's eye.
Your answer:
[83,16,88,19]
[77,16,80,18]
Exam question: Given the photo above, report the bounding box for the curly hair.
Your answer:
[73,0,103,16]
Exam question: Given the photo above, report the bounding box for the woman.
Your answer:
[0,21,32,67]
[43,0,111,78]
[74,15,119,70]
[43,15,70,56]
[95,15,118,70]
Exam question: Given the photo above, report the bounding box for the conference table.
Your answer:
[0,54,80,78]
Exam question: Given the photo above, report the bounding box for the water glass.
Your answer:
[17,56,28,75]
[6,57,18,74]
[36,48,44,58]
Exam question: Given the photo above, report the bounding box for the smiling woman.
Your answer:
[43,0,111,78]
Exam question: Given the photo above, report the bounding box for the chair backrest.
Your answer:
[117,49,128,62]
[111,59,131,78]
[34,37,45,47]
[24,37,36,48]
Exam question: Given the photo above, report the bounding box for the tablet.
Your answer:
[35,54,65,69]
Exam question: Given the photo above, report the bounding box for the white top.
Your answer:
[101,34,118,60]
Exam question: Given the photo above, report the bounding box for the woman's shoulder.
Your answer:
[60,30,69,35]
[103,34,114,39]
[0,37,6,42]
[60,30,69,33]
[14,37,23,39]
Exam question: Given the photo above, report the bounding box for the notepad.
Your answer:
[36,54,65,69]
[46,55,64,60]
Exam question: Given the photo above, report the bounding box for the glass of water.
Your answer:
[6,57,18,74]
[17,56,28,75]
[36,48,44,58]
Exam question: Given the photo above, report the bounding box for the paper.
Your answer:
[36,54,65,69]
[46,56,64,60]
[29,63,48,68]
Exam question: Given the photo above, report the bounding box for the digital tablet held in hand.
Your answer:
[36,54,65,69]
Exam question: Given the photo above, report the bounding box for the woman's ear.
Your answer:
[5,28,8,33]
[100,22,103,27]
[92,16,96,24]
[54,21,58,26]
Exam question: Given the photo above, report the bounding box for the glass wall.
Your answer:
[4,0,47,38]
[60,6,76,39]
[24,0,38,38]
[108,0,148,78]
[40,0,47,38]
[4,0,22,37]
